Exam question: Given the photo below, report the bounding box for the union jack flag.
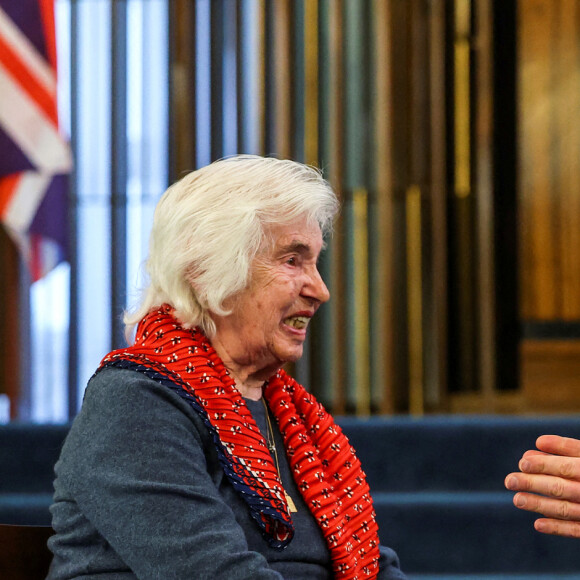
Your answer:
[0,0,72,280]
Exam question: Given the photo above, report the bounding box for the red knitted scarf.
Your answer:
[99,306,381,579]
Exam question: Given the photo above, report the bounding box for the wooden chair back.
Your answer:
[0,525,53,579]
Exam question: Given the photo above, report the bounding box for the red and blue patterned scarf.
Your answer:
[99,305,381,579]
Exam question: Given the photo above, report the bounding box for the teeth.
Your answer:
[284,316,309,330]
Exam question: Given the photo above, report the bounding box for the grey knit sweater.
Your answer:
[47,367,406,579]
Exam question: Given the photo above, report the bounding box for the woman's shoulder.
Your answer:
[85,365,195,414]
[71,366,212,450]
[55,366,220,490]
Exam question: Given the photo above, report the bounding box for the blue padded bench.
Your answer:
[3,415,580,578]
[338,415,580,577]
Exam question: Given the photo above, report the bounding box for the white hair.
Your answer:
[124,155,339,341]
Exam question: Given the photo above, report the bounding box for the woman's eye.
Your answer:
[286,256,297,266]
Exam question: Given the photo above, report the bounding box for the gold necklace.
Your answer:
[262,398,298,513]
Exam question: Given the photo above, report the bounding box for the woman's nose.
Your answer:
[304,267,330,304]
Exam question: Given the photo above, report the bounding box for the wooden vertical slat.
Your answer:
[387,0,412,412]
[409,0,430,189]
[353,187,370,415]
[327,1,343,190]
[406,0,429,413]
[292,1,305,162]
[342,189,357,414]
[518,0,558,319]
[343,0,370,415]
[557,0,580,319]
[518,0,580,412]
[454,0,471,199]
[342,0,357,413]
[370,0,395,414]
[474,0,496,406]
[292,1,309,385]
[315,0,341,412]
[304,0,318,166]
[329,0,344,412]
[302,0,325,400]
[406,184,424,415]
[425,0,448,409]
[273,0,292,159]
[330,0,346,413]
[450,0,476,392]
[343,0,365,189]
[170,0,196,177]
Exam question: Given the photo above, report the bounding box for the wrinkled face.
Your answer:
[213,219,330,375]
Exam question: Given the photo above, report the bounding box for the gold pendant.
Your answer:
[285,491,298,513]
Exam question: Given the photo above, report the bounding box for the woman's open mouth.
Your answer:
[283,316,310,330]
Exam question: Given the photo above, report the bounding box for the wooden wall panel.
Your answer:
[518,0,580,320]
[518,0,580,413]
[521,340,580,411]
[167,0,456,414]
[518,0,557,319]
[557,0,580,318]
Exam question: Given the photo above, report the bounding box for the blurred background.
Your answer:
[1,0,579,423]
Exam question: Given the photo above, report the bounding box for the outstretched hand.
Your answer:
[505,435,580,538]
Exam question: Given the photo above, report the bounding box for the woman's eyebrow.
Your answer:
[278,241,312,255]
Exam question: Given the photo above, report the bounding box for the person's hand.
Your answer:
[505,435,580,538]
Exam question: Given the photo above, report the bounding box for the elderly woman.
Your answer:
[47,155,406,579]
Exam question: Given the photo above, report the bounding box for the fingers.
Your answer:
[510,489,580,520]
[507,436,580,538]
[536,435,580,457]
[519,454,580,480]
[516,448,580,481]
[522,449,547,457]
[505,472,580,502]
[534,518,580,539]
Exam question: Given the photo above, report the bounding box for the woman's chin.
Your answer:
[275,345,305,366]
